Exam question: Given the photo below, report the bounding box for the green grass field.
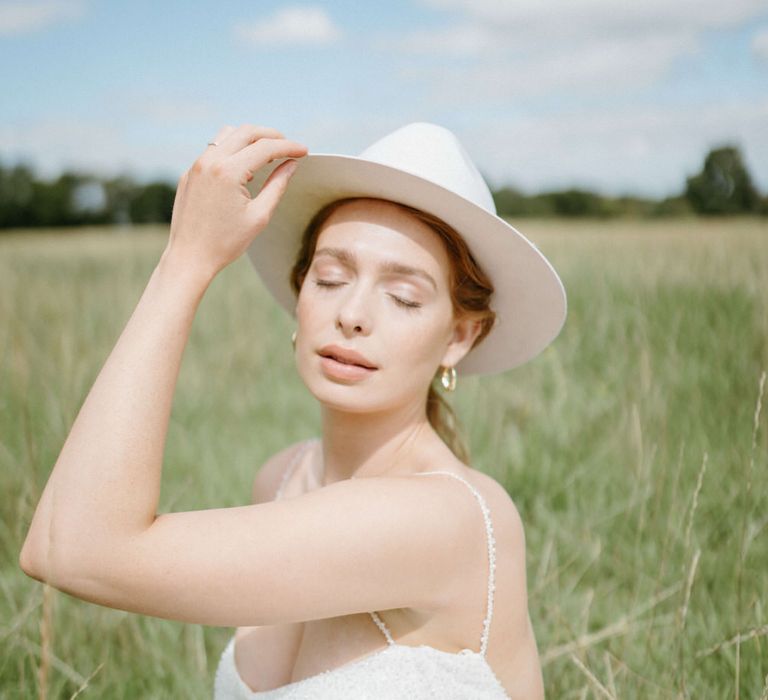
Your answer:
[2,218,767,698]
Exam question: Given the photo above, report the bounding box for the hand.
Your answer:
[164,124,308,279]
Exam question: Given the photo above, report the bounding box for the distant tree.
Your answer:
[0,161,37,227]
[685,145,761,215]
[493,186,555,217]
[33,172,83,226]
[493,185,680,219]
[542,189,611,217]
[102,175,138,225]
[129,181,176,223]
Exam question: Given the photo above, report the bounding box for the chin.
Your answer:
[310,386,385,414]
[298,368,386,413]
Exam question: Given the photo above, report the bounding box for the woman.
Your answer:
[19,121,566,699]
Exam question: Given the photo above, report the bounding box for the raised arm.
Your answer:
[17,126,484,631]
[19,124,307,583]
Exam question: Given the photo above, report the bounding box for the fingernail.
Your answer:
[284,160,299,175]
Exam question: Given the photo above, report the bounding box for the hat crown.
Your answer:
[357,122,497,215]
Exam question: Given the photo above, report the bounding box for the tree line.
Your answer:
[0,145,765,230]
[493,145,766,218]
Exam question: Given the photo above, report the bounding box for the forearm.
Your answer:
[21,246,214,579]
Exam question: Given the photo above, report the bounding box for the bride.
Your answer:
[20,121,566,699]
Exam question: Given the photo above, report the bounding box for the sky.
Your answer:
[1,0,767,198]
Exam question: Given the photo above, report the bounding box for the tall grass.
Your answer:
[1,218,766,698]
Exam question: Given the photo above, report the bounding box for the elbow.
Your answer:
[18,541,72,587]
[19,541,43,581]
[19,538,121,605]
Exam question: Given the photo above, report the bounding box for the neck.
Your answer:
[316,400,445,486]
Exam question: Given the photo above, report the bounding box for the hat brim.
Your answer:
[245,154,567,376]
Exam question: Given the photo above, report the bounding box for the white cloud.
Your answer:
[752,26,768,62]
[0,0,84,36]
[462,99,768,196]
[420,0,767,39]
[375,23,489,56]
[400,31,700,98]
[103,91,221,126]
[233,5,341,48]
[379,0,768,95]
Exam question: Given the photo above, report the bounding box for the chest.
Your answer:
[232,607,434,693]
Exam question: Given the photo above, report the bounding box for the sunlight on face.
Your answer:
[294,198,456,414]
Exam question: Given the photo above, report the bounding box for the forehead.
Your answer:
[315,199,449,272]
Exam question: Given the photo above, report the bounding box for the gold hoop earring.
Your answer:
[291,330,297,349]
[440,365,457,392]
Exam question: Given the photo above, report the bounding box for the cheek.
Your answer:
[388,315,450,369]
[296,286,323,327]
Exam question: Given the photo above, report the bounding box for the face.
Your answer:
[293,198,480,414]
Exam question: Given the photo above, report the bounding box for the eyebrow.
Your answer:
[313,247,438,292]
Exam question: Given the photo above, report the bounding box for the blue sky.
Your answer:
[1,0,767,197]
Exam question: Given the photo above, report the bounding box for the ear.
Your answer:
[440,315,483,369]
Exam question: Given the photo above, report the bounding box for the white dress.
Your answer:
[213,439,510,699]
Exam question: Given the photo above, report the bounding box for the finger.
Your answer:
[231,138,308,182]
[205,125,236,150]
[247,159,300,230]
[212,123,286,157]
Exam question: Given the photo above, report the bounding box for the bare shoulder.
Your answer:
[428,462,527,551]
[472,468,527,546]
[462,467,529,595]
[251,439,316,505]
[465,469,542,698]
[418,461,541,687]
[414,460,531,602]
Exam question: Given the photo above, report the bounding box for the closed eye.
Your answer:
[313,280,422,312]
[389,295,422,311]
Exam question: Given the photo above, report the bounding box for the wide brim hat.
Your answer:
[245,121,567,377]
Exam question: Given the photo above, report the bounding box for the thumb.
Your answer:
[248,159,299,230]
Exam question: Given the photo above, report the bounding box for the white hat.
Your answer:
[245,121,567,376]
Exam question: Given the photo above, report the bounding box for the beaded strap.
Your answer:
[273,438,318,500]
[369,610,396,645]
[414,471,497,657]
[369,470,497,658]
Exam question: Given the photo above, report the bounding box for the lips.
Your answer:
[318,345,378,370]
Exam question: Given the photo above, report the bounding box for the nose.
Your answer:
[335,282,372,336]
